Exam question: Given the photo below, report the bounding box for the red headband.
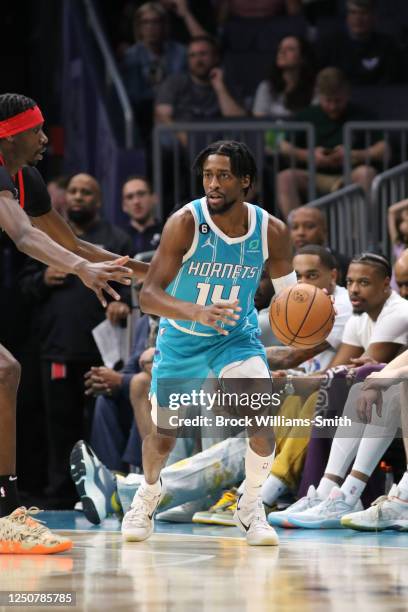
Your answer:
[0,106,44,138]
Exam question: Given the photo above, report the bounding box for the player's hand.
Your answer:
[349,355,378,368]
[195,300,241,335]
[84,366,123,396]
[106,301,130,325]
[74,256,132,307]
[357,388,383,423]
[44,267,68,287]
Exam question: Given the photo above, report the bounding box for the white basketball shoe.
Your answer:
[234,494,279,546]
[121,479,163,542]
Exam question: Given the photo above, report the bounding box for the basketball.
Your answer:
[269,283,335,348]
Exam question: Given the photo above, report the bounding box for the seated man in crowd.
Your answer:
[268,252,408,527]
[288,206,350,284]
[277,67,387,217]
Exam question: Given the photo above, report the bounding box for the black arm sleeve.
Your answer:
[0,166,16,194]
[21,167,52,217]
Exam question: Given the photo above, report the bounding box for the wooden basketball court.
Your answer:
[1,511,408,611]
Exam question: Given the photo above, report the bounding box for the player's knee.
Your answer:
[0,354,21,390]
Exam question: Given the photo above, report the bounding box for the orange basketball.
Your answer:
[269,283,335,348]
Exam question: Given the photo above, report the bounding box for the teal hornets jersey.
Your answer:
[164,197,269,337]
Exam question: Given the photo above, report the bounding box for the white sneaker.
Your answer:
[341,484,408,532]
[121,479,163,542]
[288,486,363,529]
[268,485,323,528]
[234,495,279,546]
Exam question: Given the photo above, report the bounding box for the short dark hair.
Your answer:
[123,175,152,192]
[192,140,257,196]
[296,245,338,270]
[350,252,392,278]
[188,35,220,55]
[0,93,37,122]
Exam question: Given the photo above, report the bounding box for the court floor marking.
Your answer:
[56,528,408,552]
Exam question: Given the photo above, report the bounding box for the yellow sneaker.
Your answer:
[192,488,239,526]
[0,507,73,554]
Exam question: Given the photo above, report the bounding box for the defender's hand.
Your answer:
[195,300,241,335]
[75,256,132,307]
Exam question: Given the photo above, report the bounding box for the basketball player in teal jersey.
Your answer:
[122,141,296,546]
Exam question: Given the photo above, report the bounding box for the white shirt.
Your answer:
[341,291,408,350]
[301,285,352,374]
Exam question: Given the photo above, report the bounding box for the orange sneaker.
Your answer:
[0,507,73,554]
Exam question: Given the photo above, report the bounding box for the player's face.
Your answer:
[203,154,250,215]
[13,123,48,166]
[395,263,408,299]
[346,263,389,314]
[289,210,325,249]
[188,41,218,79]
[122,179,155,223]
[294,254,336,293]
[276,37,301,69]
[319,92,349,121]
[65,174,100,223]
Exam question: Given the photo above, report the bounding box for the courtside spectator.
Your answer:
[288,207,350,284]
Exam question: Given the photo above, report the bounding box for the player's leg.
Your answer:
[0,344,72,553]
[121,393,177,541]
[122,325,208,542]
[0,343,21,517]
[218,355,278,545]
[130,371,153,440]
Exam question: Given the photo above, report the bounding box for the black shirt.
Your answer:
[317,30,403,86]
[127,221,161,256]
[19,219,133,362]
[0,164,51,217]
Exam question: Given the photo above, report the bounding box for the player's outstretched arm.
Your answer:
[31,208,149,280]
[0,193,132,307]
[139,208,240,333]
[264,216,295,284]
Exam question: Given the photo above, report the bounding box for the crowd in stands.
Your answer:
[3,0,408,533]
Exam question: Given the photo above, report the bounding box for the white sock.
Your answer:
[316,477,337,499]
[141,477,161,496]
[397,471,408,501]
[341,474,366,506]
[261,474,288,506]
[243,443,275,502]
